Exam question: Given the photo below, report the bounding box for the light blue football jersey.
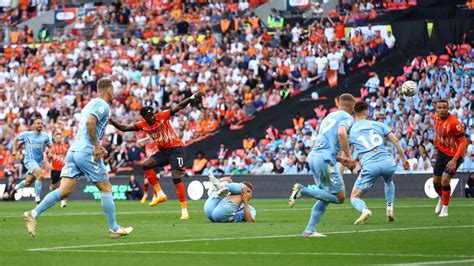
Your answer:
[70,98,110,152]
[233,204,256,222]
[18,131,51,163]
[312,110,354,159]
[349,119,393,166]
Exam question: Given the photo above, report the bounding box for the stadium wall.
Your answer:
[6,173,470,201]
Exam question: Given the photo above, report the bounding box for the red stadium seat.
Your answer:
[236,149,246,159]
[308,118,318,129]
[439,54,450,61]
[379,86,385,95]
[460,44,471,51]
[459,49,468,57]
[259,138,271,146]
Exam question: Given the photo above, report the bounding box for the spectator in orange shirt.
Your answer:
[206,112,220,132]
[243,132,257,152]
[351,30,364,47]
[192,151,208,175]
[293,112,305,130]
[384,72,395,90]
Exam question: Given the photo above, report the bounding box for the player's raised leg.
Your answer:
[208,172,229,197]
[10,174,34,199]
[289,156,342,208]
[144,157,167,206]
[301,154,346,237]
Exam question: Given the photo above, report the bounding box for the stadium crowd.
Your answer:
[204,43,474,176]
[0,0,400,179]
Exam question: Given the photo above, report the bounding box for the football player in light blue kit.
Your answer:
[205,174,255,223]
[288,94,357,237]
[349,101,410,224]
[23,78,133,238]
[11,117,51,204]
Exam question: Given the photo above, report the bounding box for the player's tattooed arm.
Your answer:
[169,91,205,115]
[87,115,107,160]
[109,118,139,132]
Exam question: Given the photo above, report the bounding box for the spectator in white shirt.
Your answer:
[407,150,419,170]
[366,1,375,11]
[324,21,335,42]
[315,51,328,81]
[384,31,396,49]
[365,72,380,95]
[363,24,375,42]
[291,23,302,43]
[417,152,433,172]
[238,0,249,12]
[326,47,341,71]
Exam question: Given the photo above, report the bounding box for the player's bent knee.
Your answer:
[95,181,113,193]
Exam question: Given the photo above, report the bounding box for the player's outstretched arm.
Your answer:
[387,132,410,170]
[169,91,205,115]
[109,118,139,132]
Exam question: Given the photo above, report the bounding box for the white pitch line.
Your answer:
[4,204,474,218]
[388,258,474,265]
[31,249,474,259]
[28,224,474,252]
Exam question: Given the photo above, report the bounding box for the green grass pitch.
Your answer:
[1,198,473,265]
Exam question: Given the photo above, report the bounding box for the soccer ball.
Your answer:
[401,80,418,97]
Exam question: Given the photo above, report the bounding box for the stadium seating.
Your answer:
[0,0,421,178]
[207,44,473,176]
